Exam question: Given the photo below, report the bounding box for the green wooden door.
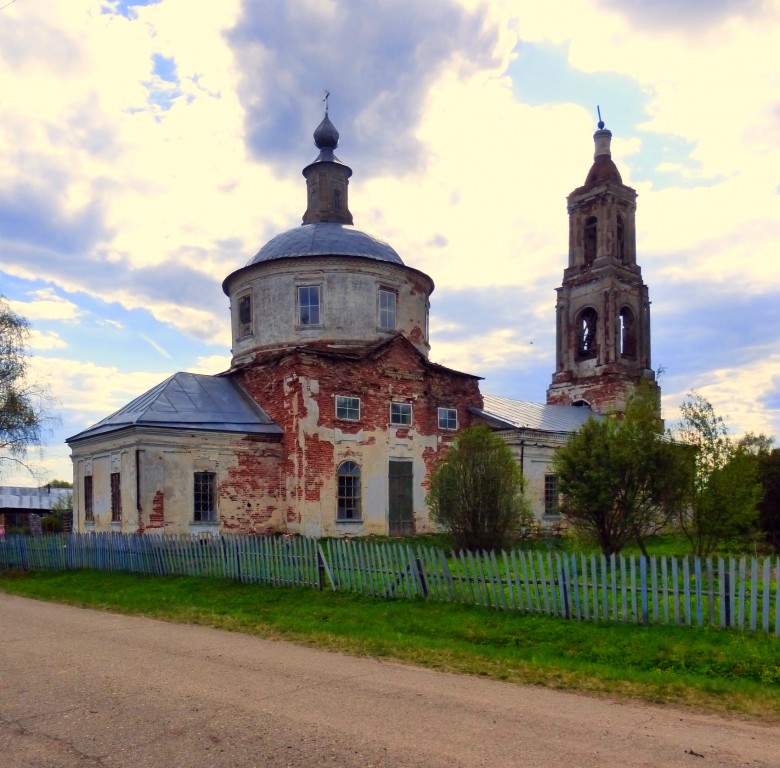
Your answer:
[388,460,414,536]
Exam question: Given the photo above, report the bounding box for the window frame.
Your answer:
[110,472,121,523]
[336,460,362,522]
[193,471,217,524]
[437,407,458,431]
[378,287,397,331]
[544,474,560,517]
[297,284,322,327]
[237,293,253,338]
[335,395,361,421]
[390,402,412,426]
[84,475,94,523]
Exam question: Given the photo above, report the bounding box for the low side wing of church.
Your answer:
[67,112,658,536]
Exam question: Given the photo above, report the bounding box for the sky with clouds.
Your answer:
[1,0,779,484]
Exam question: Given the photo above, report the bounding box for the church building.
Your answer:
[67,112,658,536]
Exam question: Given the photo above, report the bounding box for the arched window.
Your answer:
[619,306,637,357]
[577,307,598,357]
[616,214,625,263]
[584,216,597,266]
[337,461,361,521]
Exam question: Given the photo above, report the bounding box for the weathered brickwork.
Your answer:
[217,437,284,533]
[234,335,482,536]
[148,490,165,529]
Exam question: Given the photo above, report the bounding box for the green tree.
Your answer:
[427,425,529,551]
[738,433,780,553]
[552,385,687,557]
[675,393,761,556]
[1,296,50,477]
[43,490,73,533]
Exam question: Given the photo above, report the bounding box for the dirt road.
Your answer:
[0,594,777,767]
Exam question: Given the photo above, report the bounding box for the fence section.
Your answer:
[1,533,777,634]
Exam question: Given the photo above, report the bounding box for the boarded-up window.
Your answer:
[84,476,94,522]
[238,294,252,337]
[110,472,121,523]
[584,216,597,266]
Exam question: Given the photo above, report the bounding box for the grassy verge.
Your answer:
[1,569,778,719]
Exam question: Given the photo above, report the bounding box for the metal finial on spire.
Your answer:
[597,105,604,130]
[323,90,330,113]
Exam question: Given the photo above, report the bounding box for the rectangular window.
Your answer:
[110,472,121,523]
[390,402,412,426]
[544,474,560,517]
[438,407,458,430]
[84,476,94,522]
[298,285,321,326]
[194,472,217,523]
[238,294,252,337]
[378,288,396,330]
[336,395,360,421]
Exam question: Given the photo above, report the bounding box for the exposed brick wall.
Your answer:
[233,336,483,534]
[218,437,284,533]
[148,490,164,529]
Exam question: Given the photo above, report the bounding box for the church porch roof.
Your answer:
[67,372,282,443]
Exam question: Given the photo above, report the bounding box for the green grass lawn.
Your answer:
[1,568,778,720]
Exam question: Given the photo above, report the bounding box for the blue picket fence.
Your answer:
[1,533,777,634]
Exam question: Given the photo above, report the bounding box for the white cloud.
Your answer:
[662,353,780,439]
[8,288,83,322]
[189,354,232,375]
[28,329,68,351]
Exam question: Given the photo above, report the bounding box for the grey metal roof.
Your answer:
[249,223,403,266]
[474,395,602,433]
[67,372,282,442]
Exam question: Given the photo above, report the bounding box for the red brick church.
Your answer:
[67,111,657,536]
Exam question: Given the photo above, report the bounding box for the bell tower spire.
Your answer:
[546,115,659,415]
[302,97,354,225]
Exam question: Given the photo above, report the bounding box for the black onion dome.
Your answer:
[313,113,339,150]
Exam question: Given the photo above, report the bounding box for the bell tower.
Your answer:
[546,118,659,415]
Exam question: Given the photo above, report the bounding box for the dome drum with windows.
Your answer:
[223,112,433,366]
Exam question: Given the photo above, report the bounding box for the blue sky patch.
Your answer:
[103,0,162,19]
[152,53,178,84]
[508,40,719,189]
[509,40,649,134]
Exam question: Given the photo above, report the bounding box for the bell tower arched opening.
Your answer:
[619,306,636,358]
